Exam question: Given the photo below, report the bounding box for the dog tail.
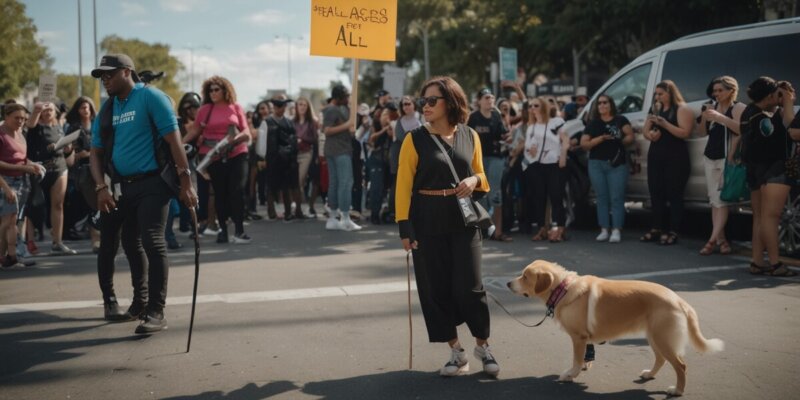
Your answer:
[681,300,724,354]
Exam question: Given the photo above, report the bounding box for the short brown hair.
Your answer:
[419,76,469,126]
[655,80,686,107]
[201,76,237,105]
[2,103,28,118]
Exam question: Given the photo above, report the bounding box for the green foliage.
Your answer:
[100,35,185,105]
[56,74,98,107]
[0,0,52,100]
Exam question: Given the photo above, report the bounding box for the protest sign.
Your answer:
[310,0,398,61]
[38,75,57,103]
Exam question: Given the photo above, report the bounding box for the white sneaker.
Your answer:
[325,217,343,231]
[341,217,362,231]
[440,347,469,376]
[231,233,252,244]
[595,229,609,241]
[609,229,621,243]
[474,344,500,377]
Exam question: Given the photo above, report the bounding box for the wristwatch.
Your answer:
[177,166,192,177]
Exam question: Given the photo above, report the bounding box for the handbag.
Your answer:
[429,126,492,229]
[720,134,749,203]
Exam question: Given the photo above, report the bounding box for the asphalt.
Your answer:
[0,209,798,400]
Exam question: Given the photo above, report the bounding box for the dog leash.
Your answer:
[406,250,413,369]
[486,290,551,327]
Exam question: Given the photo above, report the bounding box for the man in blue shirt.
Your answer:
[89,54,197,334]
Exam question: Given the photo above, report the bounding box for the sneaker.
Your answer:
[283,214,295,223]
[474,344,500,377]
[135,309,168,334]
[124,302,147,321]
[103,297,128,321]
[232,233,252,244]
[595,229,609,241]
[167,238,183,250]
[203,224,220,236]
[26,240,39,255]
[341,218,362,232]
[308,208,317,218]
[440,347,469,376]
[325,217,343,231]
[216,231,229,244]
[609,229,622,243]
[1,256,25,270]
[51,242,77,255]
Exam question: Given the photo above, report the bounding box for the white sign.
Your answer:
[382,66,406,99]
[38,75,57,103]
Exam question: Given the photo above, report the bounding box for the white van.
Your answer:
[563,17,800,251]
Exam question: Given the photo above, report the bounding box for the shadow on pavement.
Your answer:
[301,370,667,400]
[161,380,299,400]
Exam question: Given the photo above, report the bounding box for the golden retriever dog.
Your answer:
[507,260,724,396]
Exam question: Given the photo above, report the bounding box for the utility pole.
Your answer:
[276,36,302,97]
[184,44,211,92]
[410,21,430,80]
[77,0,83,96]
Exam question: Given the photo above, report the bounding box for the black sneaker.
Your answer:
[216,231,229,244]
[135,309,167,334]
[167,238,183,250]
[123,302,147,321]
[103,297,128,321]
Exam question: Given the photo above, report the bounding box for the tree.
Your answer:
[56,74,98,107]
[0,0,52,100]
[99,35,185,104]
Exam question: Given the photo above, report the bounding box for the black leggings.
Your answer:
[412,228,489,342]
[208,153,248,235]
[647,149,690,232]
[526,163,566,227]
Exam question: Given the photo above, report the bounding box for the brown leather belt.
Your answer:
[418,188,458,196]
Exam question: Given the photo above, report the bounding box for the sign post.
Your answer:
[499,47,518,82]
[310,0,398,129]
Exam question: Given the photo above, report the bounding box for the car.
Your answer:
[562,17,800,252]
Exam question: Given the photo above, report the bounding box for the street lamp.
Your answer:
[276,35,303,97]
[409,21,430,80]
[184,44,211,92]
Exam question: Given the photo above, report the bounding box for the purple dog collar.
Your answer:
[545,277,572,317]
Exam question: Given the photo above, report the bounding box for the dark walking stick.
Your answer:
[186,207,201,353]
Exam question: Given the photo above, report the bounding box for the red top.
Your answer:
[194,103,248,158]
[0,130,28,177]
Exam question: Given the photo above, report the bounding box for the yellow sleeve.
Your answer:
[471,129,490,192]
[394,133,418,222]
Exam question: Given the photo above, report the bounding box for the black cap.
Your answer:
[375,89,389,98]
[270,98,293,107]
[478,88,493,98]
[91,54,140,82]
[385,102,398,111]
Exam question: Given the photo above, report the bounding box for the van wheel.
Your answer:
[779,191,800,257]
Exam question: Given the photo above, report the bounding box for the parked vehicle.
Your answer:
[563,18,800,251]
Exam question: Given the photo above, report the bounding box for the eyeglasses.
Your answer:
[209,87,222,93]
[402,102,413,107]
[417,96,445,108]
[100,69,122,81]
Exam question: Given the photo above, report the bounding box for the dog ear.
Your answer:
[534,271,553,294]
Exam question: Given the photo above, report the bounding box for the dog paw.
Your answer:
[640,369,655,380]
[666,386,683,397]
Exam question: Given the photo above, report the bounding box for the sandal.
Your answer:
[531,227,548,242]
[490,233,513,242]
[699,240,716,256]
[639,229,661,242]
[718,240,732,255]
[659,232,678,246]
[768,262,798,277]
[749,262,771,275]
[549,227,566,243]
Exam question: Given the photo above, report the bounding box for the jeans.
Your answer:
[367,156,387,217]
[165,198,180,243]
[327,154,353,213]
[588,159,629,229]
[208,153,248,235]
[478,156,505,210]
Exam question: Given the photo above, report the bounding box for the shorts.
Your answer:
[0,176,25,217]
[747,160,791,189]
[703,157,728,208]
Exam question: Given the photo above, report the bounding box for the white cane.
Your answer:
[406,250,413,370]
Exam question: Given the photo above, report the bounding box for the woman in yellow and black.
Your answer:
[396,76,499,377]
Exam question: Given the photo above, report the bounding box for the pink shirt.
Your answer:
[194,103,248,158]
[0,131,28,177]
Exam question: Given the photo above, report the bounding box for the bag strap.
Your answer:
[537,121,549,163]
[428,125,463,186]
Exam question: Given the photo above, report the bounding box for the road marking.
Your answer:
[0,264,753,315]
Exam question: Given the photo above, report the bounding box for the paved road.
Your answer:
[0,213,798,399]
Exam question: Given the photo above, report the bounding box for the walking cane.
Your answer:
[186,207,201,353]
[406,250,413,369]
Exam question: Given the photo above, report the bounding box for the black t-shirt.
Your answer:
[584,115,630,161]
[791,109,800,130]
[740,103,789,165]
[27,124,67,173]
[649,107,687,157]
[703,103,736,160]
[467,110,508,158]
[64,122,93,167]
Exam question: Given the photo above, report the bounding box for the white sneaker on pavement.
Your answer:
[325,217,343,231]
[474,344,500,377]
[595,229,609,241]
[341,216,362,231]
[440,347,469,376]
[609,229,622,243]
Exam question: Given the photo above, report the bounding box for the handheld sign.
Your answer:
[310,0,398,61]
[38,75,57,103]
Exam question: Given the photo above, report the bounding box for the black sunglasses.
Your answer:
[100,69,123,81]
[416,96,444,108]
[597,100,610,105]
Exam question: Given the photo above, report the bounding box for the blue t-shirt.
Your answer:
[91,83,178,176]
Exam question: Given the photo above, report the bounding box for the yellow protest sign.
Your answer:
[310,0,397,61]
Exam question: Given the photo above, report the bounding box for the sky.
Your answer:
[23,0,351,107]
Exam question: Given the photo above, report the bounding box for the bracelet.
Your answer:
[94,184,108,193]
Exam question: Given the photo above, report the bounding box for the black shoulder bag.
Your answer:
[429,125,492,229]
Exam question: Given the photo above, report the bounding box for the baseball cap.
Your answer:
[91,54,141,82]
[478,88,493,98]
[385,102,398,111]
[375,89,389,98]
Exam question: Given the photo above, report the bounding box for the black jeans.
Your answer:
[526,163,566,227]
[97,207,145,304]
[208,153,248,235]
[647,149,690,232]
[116,175,170,311]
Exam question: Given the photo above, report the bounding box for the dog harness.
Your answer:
[545,277,572,317]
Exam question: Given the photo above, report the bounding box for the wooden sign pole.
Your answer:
[351,58,359,130]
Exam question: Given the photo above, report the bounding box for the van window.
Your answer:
[602,63,652,114]
[662,33,800,103]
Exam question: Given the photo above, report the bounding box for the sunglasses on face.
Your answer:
[597,100,610,105]
[100,69,123,81]
[402,102,413,106]
[209,87,222,93]
[417,96,444,108]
